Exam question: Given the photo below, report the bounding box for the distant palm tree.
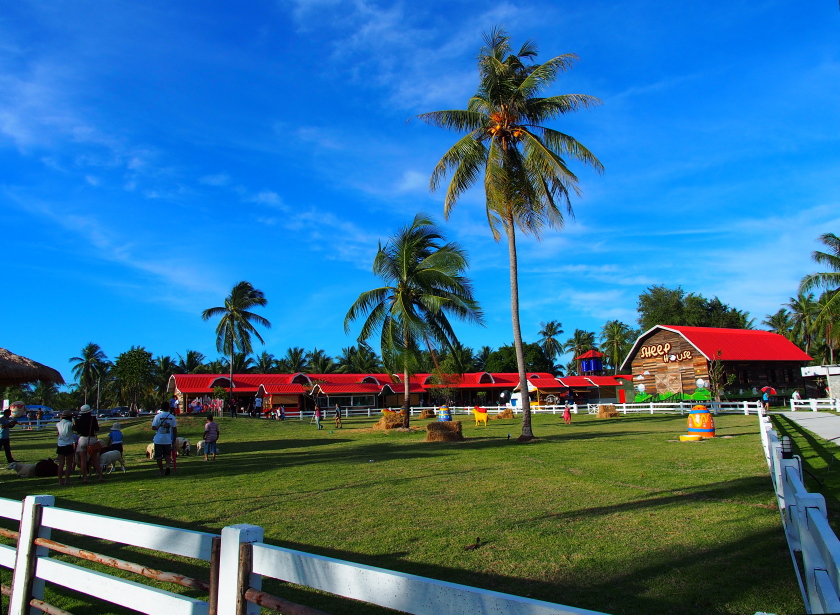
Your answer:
[176,350,206,374]
[815,290,840,364]
[787,292,818,355]
[474,346,494,371]
[201,281,271,399]
[278,347,308,373]
[538,321,564,365]
[336,343,382,373]
[762,309,793,339]
[224,352,256,374]
[345,214,483,427]
[599,320,634,374]
[563,329,596,373]
[306,348,336,374]
[254,351,278,374]
[69,342,109,404]
[419,28,602,440]
[153,355,178,397]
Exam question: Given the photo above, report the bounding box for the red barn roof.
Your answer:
[620,325,813,370]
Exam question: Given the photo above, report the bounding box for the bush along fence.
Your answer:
[0,495,607,615]
[760,415,840,614]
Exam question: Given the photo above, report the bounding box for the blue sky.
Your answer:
[2,0,839,384]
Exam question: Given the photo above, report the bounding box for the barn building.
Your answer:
[619,325,814,401]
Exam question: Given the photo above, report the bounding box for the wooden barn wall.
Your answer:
[629,330,707,396]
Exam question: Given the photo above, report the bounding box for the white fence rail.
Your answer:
[0,496,604,615]
[586,400,763,415]
[760,415,840,613]
[790,399,840,412]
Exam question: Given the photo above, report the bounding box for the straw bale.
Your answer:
[597,404,619,418]
[419,408,436,419]
[373,414,405,430]
[425,421,464,442]
[492,408,514,420]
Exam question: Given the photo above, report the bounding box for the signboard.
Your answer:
[638,342,692,363]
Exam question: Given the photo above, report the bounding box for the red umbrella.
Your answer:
[761,386,777,395]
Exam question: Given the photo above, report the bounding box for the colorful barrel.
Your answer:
[438,406,451,421]
[687,405,715,438]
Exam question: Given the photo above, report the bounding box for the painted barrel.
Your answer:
[438,406,452,422]
[687,405,715,438]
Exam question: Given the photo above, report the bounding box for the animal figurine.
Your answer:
[471,407,488,427]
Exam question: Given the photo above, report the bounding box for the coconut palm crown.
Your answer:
[345,213,484,427]
[418,28,603,439]
[201,281,271,398]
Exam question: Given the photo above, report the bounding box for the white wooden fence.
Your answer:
[790,399,840,412]
[585,400,763,415]
[760,415,840,613]
[0,496,606,615]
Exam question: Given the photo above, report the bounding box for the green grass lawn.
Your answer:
[0,412,802,615]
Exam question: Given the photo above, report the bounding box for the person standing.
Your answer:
[152,401,177,476]
[255,396,263,418]
[0,407,19,463]
[334,404,343,429]
[75,405,103,483]
[203,415,220,461]
[563,402,572,425]
[314,405,322,430]
[55,410,75,485]
[108,422,124,454]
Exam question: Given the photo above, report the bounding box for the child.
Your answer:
[108,422,124,454]
[204,415,219,461]
[563,401,572,425]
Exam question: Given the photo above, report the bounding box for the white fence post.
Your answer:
[217,524,264,615]
[9,494,54,615]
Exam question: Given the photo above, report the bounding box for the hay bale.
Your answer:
[492,408,514,420]
[597,404,619,418]
[373,413,405,430]
[419,408,436,419]
[425,421,464,442]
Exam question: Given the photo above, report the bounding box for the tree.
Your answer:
[336,343,382,373]
[224,352,256,374]
[202,281,271,400]
[786,291,818,355]
[254,351,278,374]
[763,309,793,339]
[278,347,308,373]
[419,28,602,440]
[345,214,483,427]
[153,355,177,397]
[801,232,840,313]
[474,346,494,371]
[306,348,337,374]
[112,346,154,411]
[176,350,206,374]
[485,343,553,373]
[599,320,634,374]
[637,285,752,331]
[69,342,109,405]
[538,320,564,365]
[562,329,596,372]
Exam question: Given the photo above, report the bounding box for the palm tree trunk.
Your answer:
[505,219,534,440]
[229,325,235,415]
[403,365,411,428]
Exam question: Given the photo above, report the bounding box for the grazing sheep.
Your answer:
[99,450,126,474]
[145,443,155,459]
[196,441,219,454]
[175,437,191,456]
[7,459,58,478]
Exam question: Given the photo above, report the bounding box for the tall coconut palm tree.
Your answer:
[538,320,564,366]
[153,355,178,397]
[201,281,271,400]
[599,320,634,374]
[345,214,483,427]
[418,28,603,440]
[69,342,109,405]
[815,290,840,364]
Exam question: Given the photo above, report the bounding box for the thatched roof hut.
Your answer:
[0,348,65,386]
